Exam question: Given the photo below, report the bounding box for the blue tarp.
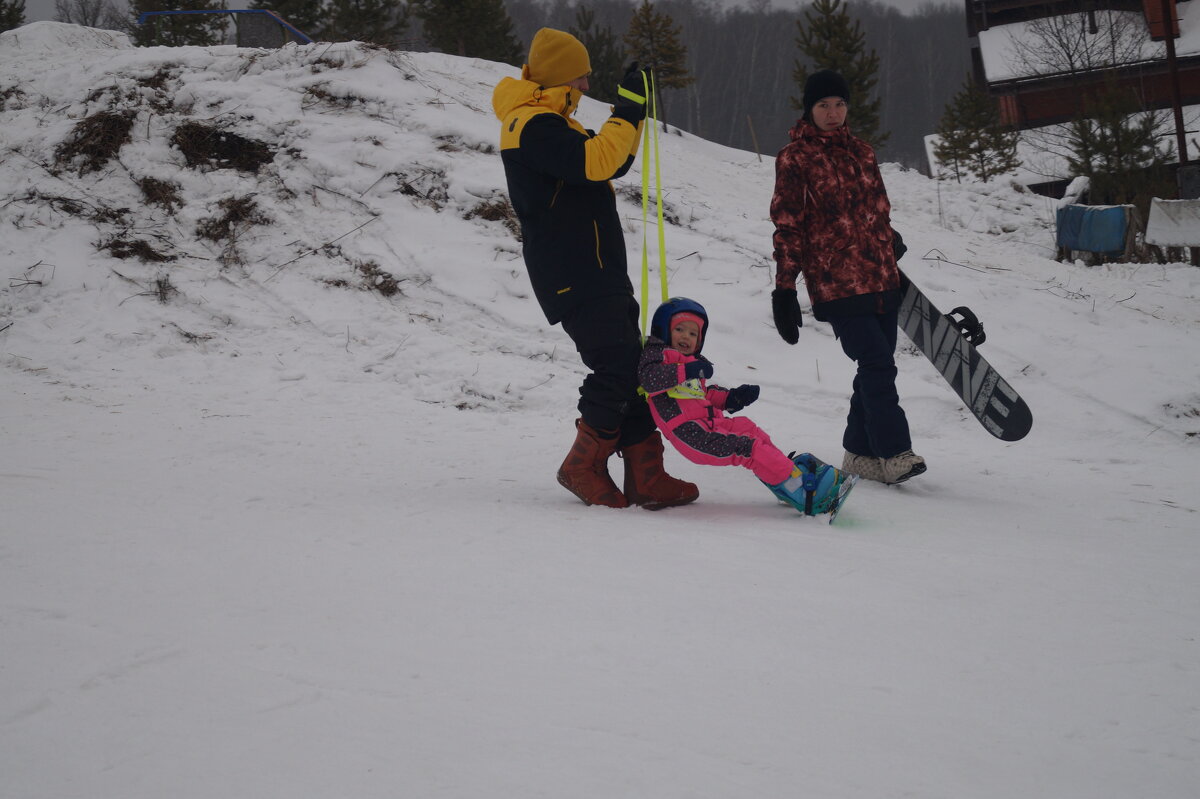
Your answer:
[1056,204,1128,253]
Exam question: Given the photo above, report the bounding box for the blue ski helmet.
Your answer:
[650,297,709,355]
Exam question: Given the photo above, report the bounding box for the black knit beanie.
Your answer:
[802,69,851,119]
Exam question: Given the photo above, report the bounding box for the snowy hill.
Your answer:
[3,22,1199,798]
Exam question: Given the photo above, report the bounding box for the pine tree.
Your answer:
[324,0,408,47]
[413,0,522,66]
[130,0,228,47]
[623,0,693,130]
[0,0,23,33]
[570,5,624,106]
[1065,72,1174,215]
[933,75,1020,183]
[248,0,324,40]
[791,0,886,149]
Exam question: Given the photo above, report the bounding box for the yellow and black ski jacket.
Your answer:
[492,77,642,324]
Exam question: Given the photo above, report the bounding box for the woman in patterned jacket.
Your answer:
[768,69,926,485]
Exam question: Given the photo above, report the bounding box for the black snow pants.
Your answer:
[828,306,913,459]
[559,293,655,449]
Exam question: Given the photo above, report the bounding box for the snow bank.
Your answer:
[0,19,133,51]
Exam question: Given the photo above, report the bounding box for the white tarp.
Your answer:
[1145,198,1200,247]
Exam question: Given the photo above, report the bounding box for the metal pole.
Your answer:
[746,115,762,163]
[1159,0,1189,162]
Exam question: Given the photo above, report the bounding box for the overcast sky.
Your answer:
[23,0,946,27]
[24,0,55,23]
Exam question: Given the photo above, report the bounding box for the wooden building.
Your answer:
[967,0,1200,131]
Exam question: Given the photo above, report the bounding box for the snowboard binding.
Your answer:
[946,306,986,346]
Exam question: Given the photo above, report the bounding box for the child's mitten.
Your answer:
[684,357,713,380]
[725,384,760,413]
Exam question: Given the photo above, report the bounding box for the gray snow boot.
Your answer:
[879,450,927,484]
[842,451,886,483]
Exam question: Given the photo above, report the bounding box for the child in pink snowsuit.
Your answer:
[638,297,852,515]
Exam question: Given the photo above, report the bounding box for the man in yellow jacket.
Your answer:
[493,28,697,510]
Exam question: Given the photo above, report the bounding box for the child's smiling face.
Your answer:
[670,319,701,356]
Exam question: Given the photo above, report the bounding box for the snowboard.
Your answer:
[826,473,858,525]
[897,273,1033,442]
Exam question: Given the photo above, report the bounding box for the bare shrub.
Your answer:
[102,238,175,263]
[355,260,403,297]
[136,67,180,112]
[137,177,183,212]
[464,195,521,240]
[1,85,26,110]
[617,185,680,225]
[54,110,135,175]
[169,323,214,343]
[196,196,270,242]
[301,82,369,110]
[435,134,495,155]
[153,275,176,304]
[30,192,128,224]
[392,165,449,210]
[171,122,274,173]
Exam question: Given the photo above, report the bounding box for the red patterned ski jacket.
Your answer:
[770,120,901,320]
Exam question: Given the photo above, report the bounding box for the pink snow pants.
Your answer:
[659,414,796,486]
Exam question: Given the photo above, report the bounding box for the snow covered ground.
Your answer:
[3,22,1198,798]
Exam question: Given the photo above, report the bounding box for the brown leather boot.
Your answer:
[620,431,699,510]
[556,419,628,508]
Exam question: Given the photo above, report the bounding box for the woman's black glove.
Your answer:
[724,384,760,413]
[684,357,713,381]
[771,288,803,345]
[892,228,907,261]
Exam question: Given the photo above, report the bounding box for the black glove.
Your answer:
[771,288,803,345]
[612,62,649,124]
[948,306,986,346]
[724,384,760,414]
[684,357,713,381]
[892,228,907,261]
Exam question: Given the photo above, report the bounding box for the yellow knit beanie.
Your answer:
[521,28,591,88]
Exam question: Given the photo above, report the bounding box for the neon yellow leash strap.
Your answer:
[637,71,670,342]
[650,70,668,306]
[639,69,651,341]
[617,85,646,103]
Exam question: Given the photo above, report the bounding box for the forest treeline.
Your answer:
[25,0,972,169]
[494,0,971,170]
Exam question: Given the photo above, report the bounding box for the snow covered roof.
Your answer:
[977,3,1200,82]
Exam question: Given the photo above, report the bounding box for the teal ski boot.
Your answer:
[766,452,858,524]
